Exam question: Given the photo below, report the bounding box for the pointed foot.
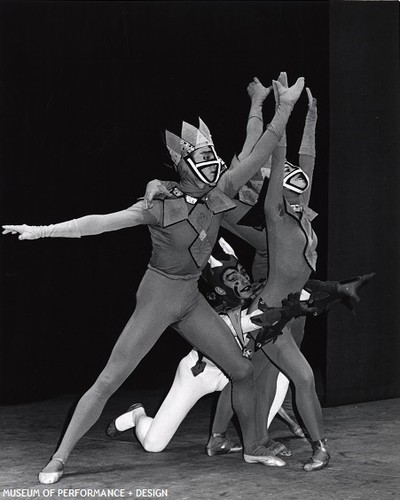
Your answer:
[38,458,64,485]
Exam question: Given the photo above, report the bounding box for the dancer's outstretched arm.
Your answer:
[2,201,159,240]
[142,77,270,210]
[262,77,289,222]
[220,74,304,196]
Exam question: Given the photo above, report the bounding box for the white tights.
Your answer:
[134,350,289,452]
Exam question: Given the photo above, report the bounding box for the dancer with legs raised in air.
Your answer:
[3,73,306,483]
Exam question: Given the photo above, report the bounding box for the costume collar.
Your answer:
[163,185,236,227]
[171,184,235,212]
[171,186,197,205]
[284,198,318,221]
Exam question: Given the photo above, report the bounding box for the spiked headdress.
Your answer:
[165,118,225,185]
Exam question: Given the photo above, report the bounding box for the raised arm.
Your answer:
[237,78,271,161]
[298,88,318,205]
[140,74,304,206]
[222,74,304,197]
[141,79,271,208]
[2,201,159,240]
[263,73,288,218]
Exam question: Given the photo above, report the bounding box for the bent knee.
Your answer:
[143,437,167,453]
[230,359,254,382]
[293,367,315,390]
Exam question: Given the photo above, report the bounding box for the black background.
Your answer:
[0,1,398,406]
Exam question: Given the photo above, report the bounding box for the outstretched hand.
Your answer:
[143,179,172,209]
[2,224,37,240]
[272,73,305,108]
[306,87,317,118]
[247,77,272,104]
[273,72,288,108]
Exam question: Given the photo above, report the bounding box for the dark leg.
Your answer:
[175,293,285,466]
[255,325,324,442]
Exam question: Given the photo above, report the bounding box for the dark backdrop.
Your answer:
[326,1,400,405]
[0,1,397,406]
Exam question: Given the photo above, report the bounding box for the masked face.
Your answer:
[183,146,225,186]
[221,263,253,300]
[283,161,309,194]
[203,254,255,309]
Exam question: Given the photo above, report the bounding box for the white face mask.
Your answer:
[184,146,225,185]
[283,161,310,194]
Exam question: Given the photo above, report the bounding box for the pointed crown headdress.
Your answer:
[165,118,214,167]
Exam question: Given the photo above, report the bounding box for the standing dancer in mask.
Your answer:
[243,79,329,471]
[3,74,306,483]
[144,75,373,471]
[212,77,372,470]
[219,74,308,438]
[144,76,308,445]
[208,77,331,471]
[204,80,330,471]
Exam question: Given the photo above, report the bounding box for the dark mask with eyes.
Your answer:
[202,239,254,309]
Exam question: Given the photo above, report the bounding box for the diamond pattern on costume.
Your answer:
[189,236,212,268]
[199,229,207,241]
[206,189,237,214]
[187,203,214,267]
[163,198,189,227]
[189,203,213,234]
[161,187,237,267]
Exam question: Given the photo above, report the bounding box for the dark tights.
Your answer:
[53,270,261,464]
[252,320,323,442]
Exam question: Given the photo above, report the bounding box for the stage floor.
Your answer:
[1,390,399,499]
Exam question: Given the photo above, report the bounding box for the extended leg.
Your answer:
[210,382,234,436]
[256,325,324,442]
[257,326,329,471]
[206,382,243,456]
[39,271,185,484]
[279,317,306,436]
